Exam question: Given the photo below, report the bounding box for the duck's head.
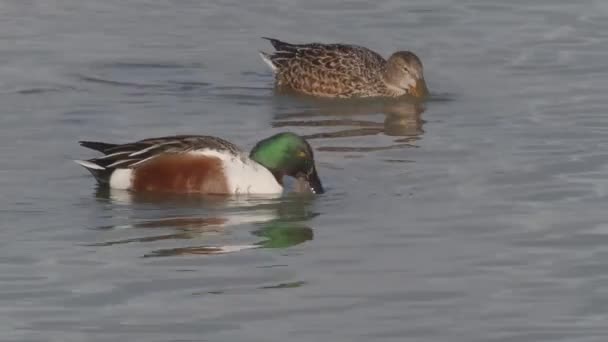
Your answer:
[250,132,325,194]
[385,51,428,98]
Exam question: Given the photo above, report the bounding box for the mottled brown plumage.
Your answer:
[260,37,428,99]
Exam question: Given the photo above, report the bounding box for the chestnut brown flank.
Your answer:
[132,154,230,194]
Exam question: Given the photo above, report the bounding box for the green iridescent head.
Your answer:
[250,132,324,194]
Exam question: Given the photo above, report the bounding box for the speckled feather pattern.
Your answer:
[262,38,404,98]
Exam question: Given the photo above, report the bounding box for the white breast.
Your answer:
[191,150,283,195]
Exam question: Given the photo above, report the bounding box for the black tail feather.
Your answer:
[261,37,296,51]
[75,159,113,185]
[79,141,118,154]
[84,167,112,185]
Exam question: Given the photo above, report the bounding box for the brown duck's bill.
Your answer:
[296,169,325,195]
[409,79,429,98]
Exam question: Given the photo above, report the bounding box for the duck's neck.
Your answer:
[381,65,407,96]
[269,170,285,186]
[249,154,284,187]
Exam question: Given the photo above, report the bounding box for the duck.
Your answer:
[75,132,324,195]
[259,37,428,99]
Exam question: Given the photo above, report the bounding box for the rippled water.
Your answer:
[2,0,608,341]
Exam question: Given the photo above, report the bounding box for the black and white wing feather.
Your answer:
[75,135,243,184]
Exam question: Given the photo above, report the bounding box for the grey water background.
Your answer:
[2,0,608,341]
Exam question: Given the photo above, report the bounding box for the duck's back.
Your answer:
[263,39,389,98]
[76,135,283,195]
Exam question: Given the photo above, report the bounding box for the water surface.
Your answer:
[2,0,608,341]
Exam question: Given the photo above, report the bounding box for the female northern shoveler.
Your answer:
[259,37,428,99]
[75,132,324,195]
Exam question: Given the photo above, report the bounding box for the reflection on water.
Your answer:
[91,189,317,257]
[382,101,426,137]
[260,281,307,289]
[143,222,313,257]
[88,217,227,247]
[272,96,426,152]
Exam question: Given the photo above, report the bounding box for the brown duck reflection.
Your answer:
[272,97,426,152]
[90,190,316,257]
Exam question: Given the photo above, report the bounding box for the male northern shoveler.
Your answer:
[259,37,428,99]
[75,132,324,195]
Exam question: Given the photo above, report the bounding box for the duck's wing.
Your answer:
[75,135,242,183]
[260,37,386,77]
